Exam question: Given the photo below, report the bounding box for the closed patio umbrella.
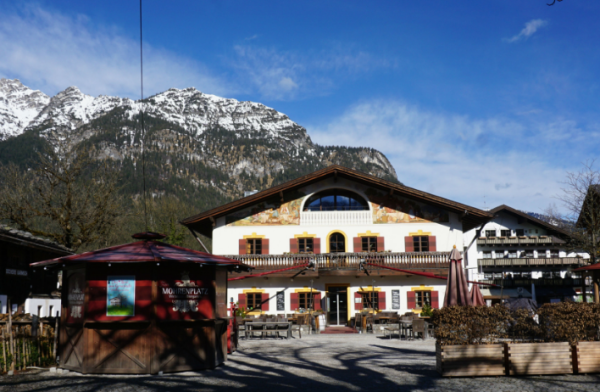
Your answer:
[469,282,486,306]
[443,246,472,307]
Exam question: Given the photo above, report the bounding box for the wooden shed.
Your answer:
[30,232,250,374]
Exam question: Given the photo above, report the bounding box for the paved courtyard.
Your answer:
[2,334,600,391]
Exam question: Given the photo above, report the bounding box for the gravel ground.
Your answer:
[2,334,600,391]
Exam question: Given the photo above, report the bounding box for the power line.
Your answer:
[140,0,148,231]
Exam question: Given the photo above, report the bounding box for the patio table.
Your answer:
[246,321,292,339]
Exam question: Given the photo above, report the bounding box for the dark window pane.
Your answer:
[321,195,335,210]
[303,189,368,211]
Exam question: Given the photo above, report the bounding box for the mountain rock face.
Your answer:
[0,78,398,206]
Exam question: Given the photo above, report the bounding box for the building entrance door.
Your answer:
[327,286,348,326]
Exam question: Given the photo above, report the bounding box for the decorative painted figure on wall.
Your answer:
[226,192,305,226]
[366,189,449,224]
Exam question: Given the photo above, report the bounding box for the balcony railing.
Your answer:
[479,278,583,287]
[476,236,564,246]
[300,210,372,226]
[478,258,584,267]
[225,251,451,271]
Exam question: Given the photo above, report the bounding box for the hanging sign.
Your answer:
[106,276,136,317]
[66,271,85,322]
[392,290,400,309]
[277,291,285,311]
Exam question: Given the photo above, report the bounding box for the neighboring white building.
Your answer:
[182,165,492,325]
[465,205,589,304]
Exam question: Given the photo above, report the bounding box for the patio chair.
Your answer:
[412,319,428,340]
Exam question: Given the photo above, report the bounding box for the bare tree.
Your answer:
[556,161,600,264]
[549,160,600,303]
[0,142,122,251]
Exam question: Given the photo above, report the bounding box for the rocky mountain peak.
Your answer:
[0,78,50,140]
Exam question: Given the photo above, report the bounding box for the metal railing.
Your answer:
[478,258,584,267]
[226,251,451,271]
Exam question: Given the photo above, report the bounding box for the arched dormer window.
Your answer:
[303,189,369,211]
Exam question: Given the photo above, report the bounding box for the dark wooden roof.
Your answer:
[489,204,571,238]
[30,239,251,271]
[181,165,493,237]
[0,225,72,256]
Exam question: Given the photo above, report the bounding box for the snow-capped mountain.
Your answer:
[0,78,398,200]
[0,79,50,140]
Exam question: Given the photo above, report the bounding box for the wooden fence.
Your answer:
[0,315,59,373]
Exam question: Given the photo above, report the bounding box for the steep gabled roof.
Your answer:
[489,204,571,238]
[181,165,493,237]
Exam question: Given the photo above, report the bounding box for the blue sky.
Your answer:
[1,1,599,215]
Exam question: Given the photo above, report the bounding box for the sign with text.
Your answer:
[66,271,85,323]
[392,290,400,309]
[106,276,136,317]
[277,291,285,311]
[157,271,213,320]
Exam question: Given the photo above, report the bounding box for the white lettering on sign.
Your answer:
[161,287,209,295]
[6,269,28,276]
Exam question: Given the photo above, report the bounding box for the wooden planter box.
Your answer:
[507,342,573,376]
[437,344,505,377]
[575,341,600,374]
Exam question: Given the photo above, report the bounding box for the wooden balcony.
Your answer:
[476,236,565,246]
[225,251,451,277]
[480,278,583,288]
[478,258,584,268]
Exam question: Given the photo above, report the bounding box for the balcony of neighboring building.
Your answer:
[478,257,585,268]
[476,235,565,246]
[480,277,584,288]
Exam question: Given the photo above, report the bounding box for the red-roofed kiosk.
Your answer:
[30,233,250,374]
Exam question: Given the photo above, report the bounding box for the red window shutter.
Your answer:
[354,292,363,310]
[290,238,298,254]
[238,293,246,308]
[407,291,416,309]
[262,239,269,255]
[239,239,247,255]
[378,291,386,310]
[431,291,439,309]
[353,237,362,252]
[261,293,270,311]
[290,293,299,311]
[313,293,322,310]
[429,236,437,252]
[405,236,414,252]
[313,238,321,254]
[376,237,385,252]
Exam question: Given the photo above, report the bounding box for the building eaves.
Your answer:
[0,225,73,255]
[488,204,571,238]
[181,165,494,237]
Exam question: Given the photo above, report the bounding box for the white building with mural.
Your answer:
[182,166,492,326]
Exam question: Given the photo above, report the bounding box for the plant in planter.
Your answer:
[420,304,433,317]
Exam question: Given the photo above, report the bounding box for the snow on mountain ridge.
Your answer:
[0,78,50,140]
[0,79,308,146]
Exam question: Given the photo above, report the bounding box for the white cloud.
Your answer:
[506,19,548,43]
[308,100,590,214]
[0,6,231,98]
[230,44,393,100]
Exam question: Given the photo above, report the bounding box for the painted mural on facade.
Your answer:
[226,192,306,226]
[365,188,449,224]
